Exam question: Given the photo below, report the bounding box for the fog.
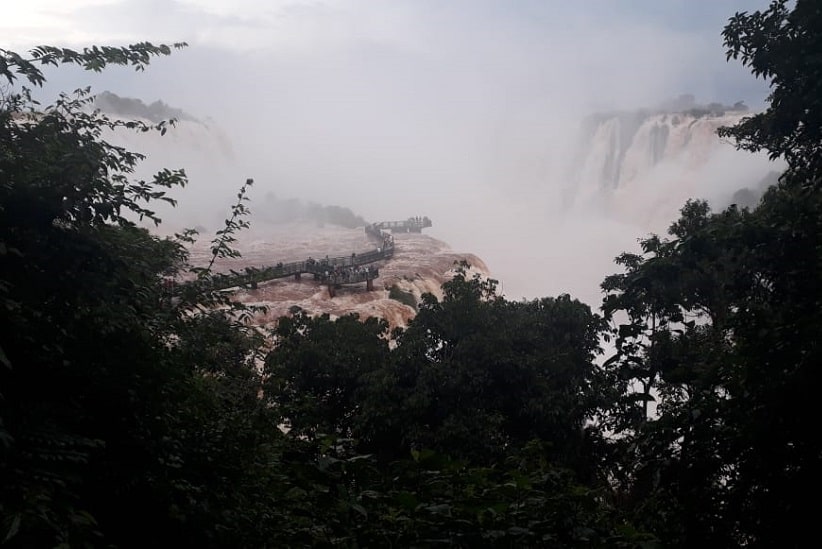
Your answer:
[5,0,779,306]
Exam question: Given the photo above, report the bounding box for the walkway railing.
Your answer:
[373,216,432,233]
[172,217,429,296]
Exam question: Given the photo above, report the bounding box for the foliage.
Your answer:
[0,41,635,542]
[602,188,822,545]
[719,0,822,185]
[0,43,281,547]
[260,265,635,543]
[265,439,655,548]
[3,0,820,543]
[265,309,390,440]
[599,3,822,545]
[363,264,607,476]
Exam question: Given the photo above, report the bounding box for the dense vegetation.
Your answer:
[1,1,820,546]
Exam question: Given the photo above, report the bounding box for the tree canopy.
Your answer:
[600,1,822,544]
[2,1,821,545]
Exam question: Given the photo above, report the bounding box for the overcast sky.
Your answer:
[4,1,770,106]
[3,1,776,303]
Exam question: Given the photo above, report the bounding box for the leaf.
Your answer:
[424,503,452,516]
[285,487,308,500]
[3,514,21,543]
[394,491,418,511]
[350,503,368,518]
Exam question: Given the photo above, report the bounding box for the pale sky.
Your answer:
[2,1,772,50]
[3,0,770,104]
[2,1,776,303]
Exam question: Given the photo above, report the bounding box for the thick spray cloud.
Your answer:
[4,0,777,304]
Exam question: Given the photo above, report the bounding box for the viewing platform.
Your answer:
[372,216,432,233]
[174,218,431,297]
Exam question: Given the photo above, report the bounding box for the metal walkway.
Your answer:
[372,216,432,233]
[173,216,431,297]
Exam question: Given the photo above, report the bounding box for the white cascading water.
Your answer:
[472,107,785,303]
[100,98,785,305]
[568,109,780,230]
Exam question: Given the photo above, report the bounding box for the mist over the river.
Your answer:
[16,0,781,305]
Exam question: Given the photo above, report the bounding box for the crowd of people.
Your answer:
[320,264,378,285]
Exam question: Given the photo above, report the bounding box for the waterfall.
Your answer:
[568,109,780,230]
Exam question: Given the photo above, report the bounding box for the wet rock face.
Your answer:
[185,222,489,330]
[568,110,780,228]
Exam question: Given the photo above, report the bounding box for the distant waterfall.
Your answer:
[567,110,781,230]
[101,116,241,230]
